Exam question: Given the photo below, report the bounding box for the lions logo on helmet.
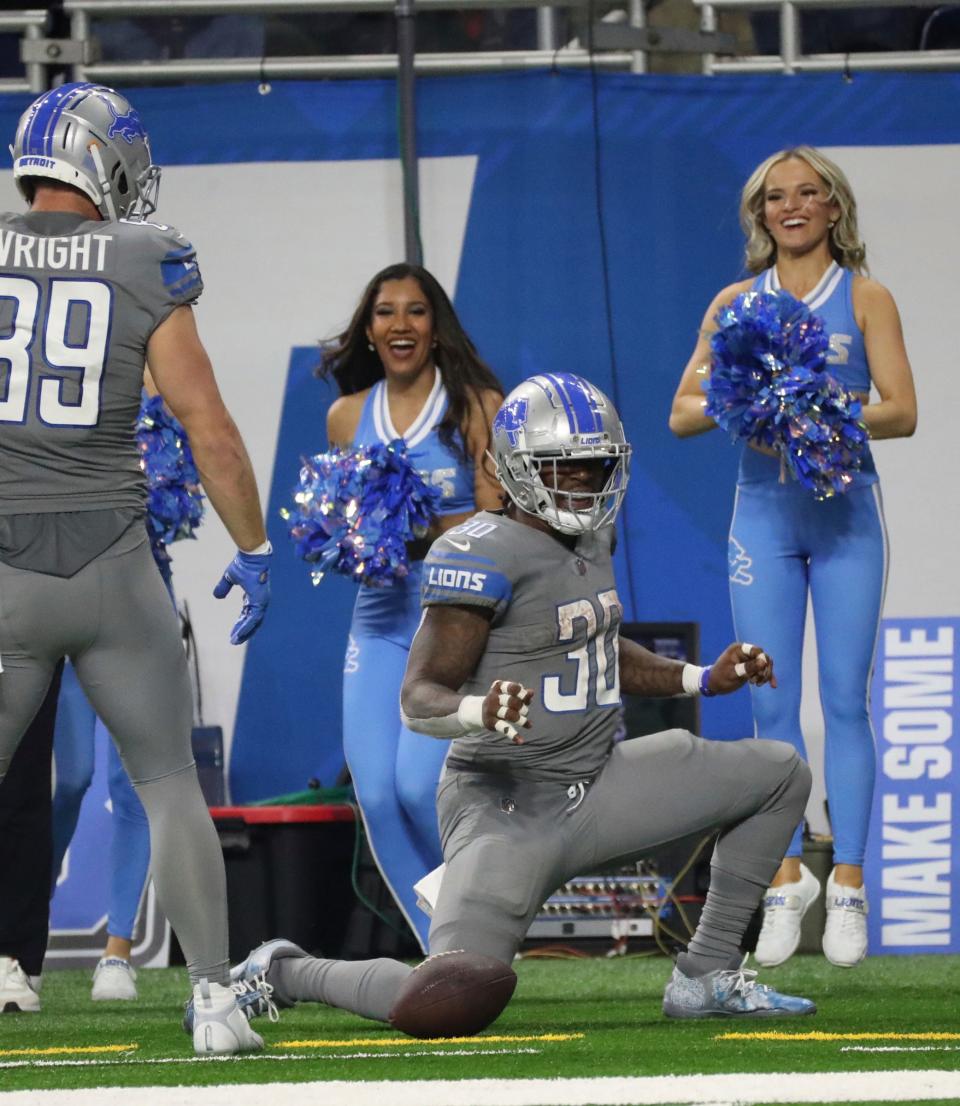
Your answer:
[12,82,160,222]
[491,373,631,535]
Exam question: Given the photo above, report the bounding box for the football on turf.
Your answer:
[388,950,517,1039]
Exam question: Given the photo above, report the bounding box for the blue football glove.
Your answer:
[213,545,272,645]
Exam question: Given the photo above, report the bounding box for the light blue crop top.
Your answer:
[753,261,871,393]
[352,372,475,516]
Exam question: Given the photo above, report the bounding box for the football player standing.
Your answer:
[0,83,269,1053]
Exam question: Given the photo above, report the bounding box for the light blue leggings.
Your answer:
[52,662,151,941]
[728,457,887,867]
[342,561,447,951]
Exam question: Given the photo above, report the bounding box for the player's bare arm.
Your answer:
[146,305,266,552]
[401,604,533,743]
[619,638,776,697]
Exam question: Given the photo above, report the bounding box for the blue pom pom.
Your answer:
[136,394,205,568]
[283,439,442,586]
[706,290,869,499]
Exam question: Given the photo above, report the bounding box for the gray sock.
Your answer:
[135,766,229,986]
[276,956,414,1022]
[678,752,812,978]
[677,865,763,976]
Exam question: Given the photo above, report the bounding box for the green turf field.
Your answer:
[1,953,958,1103]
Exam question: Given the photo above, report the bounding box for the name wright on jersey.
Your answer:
[0,230,112,272]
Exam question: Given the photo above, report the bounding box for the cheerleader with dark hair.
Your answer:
[319,264,503,950]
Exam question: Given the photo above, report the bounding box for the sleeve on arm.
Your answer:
[420,546,513,616]
[128,221,204,333]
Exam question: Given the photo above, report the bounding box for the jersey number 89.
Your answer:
[0,275,112,428]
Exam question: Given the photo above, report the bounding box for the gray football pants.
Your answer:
[275,729,810,1021]
[0,523,229,985]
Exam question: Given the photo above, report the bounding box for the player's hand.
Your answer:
[708,641,776,693]
[481,680,534,745]
[213,546,272,645]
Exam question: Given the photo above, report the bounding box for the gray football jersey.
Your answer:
[0,210,203,514]
[421,511,622,782]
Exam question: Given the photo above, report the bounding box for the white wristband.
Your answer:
[456,695,485,730]
[682,663,706,696]
[243,540,272,556]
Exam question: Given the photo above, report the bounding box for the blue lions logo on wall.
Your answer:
[494,398,529,447]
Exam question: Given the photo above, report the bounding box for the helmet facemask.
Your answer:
[491,373,632,536]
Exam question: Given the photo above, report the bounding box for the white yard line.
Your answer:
[3,1070,960,1105]
[842,1046,960,1053]
[0,1048,540,1070]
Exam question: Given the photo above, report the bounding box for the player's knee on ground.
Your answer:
[430,835,553,963]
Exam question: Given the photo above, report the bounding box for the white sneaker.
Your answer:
[91,957,138,1001]
[822,870,868,967]
[191,979,264,1055]
[754,863,821,967]
[0,957,40,1013]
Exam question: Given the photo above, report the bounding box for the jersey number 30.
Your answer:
[0,276,112,428]
[544,589,621,712]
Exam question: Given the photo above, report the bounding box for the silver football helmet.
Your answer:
[12,82,160,221]
[491,373,631,535]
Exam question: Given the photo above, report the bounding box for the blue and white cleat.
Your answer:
[230,938,308,1010]
[182,974,279,1036]
[662,963,816,1019]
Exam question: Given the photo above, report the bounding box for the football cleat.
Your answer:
[663,963,816,1019]
[190,979,264,1055]
[182,974,279,1036]
[822,870,868,967]
[0,957,40,1013]
[229,938,308,1010]
[91,956,138,1001]
[754,863,821,967]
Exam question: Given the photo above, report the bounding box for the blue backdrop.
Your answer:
[220,71,960,803]
[2,72,955,802]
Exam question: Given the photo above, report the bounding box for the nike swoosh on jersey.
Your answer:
[445,537,471,551]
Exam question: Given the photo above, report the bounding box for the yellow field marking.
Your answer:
[717,1031,960,1042]
[277,1032,584,1049]
[0,1044,138,1057]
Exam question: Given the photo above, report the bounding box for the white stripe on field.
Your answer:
[3,1070,959,1104]
[0,1047,539,1070]
[842,1046,960,1054]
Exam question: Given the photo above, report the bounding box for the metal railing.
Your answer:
[61,0,653,81]
[0,10,49,93]
[695,0,960,74]
[2,0,960,89]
